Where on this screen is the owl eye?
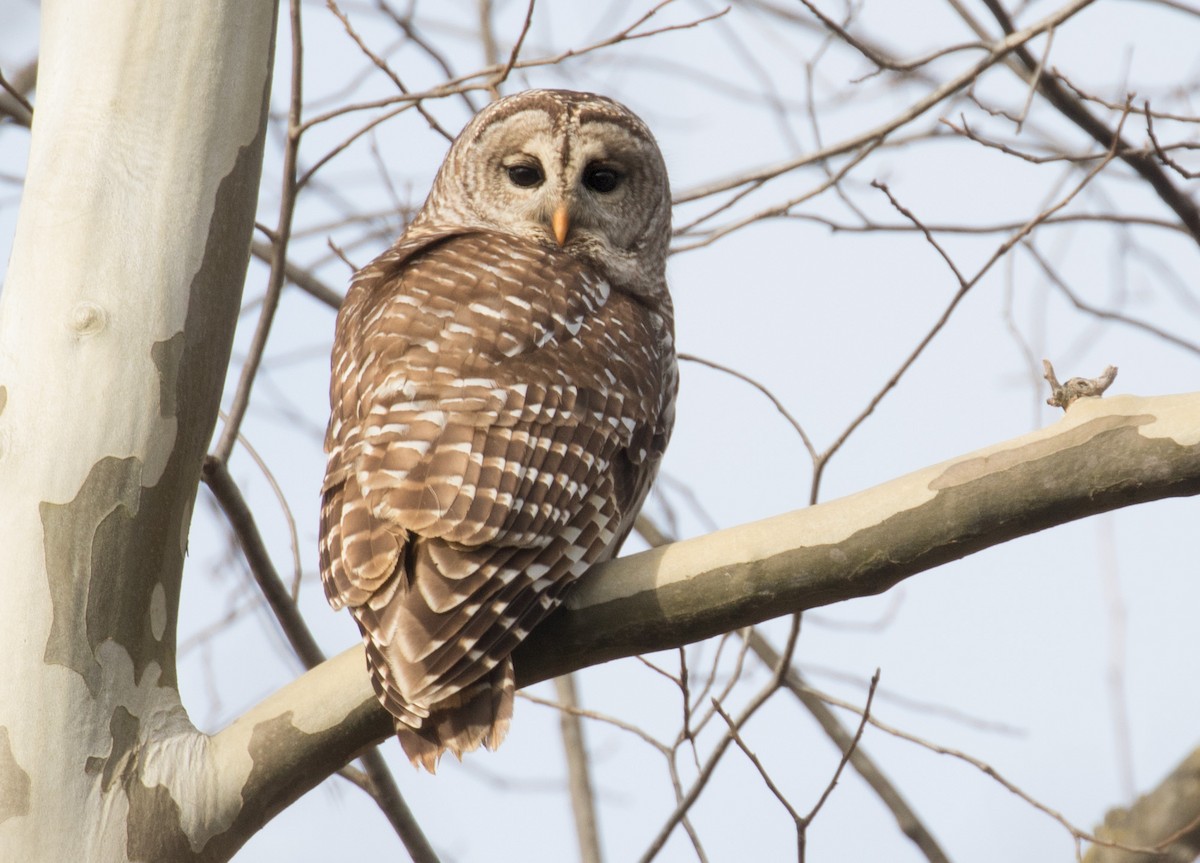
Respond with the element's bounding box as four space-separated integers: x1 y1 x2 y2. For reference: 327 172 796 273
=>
506 163 544 188
583 164 621 194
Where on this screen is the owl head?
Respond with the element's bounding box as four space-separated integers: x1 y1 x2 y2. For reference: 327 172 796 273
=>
415 89 672 296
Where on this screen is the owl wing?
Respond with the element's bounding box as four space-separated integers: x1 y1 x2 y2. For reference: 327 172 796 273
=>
319 229 675 767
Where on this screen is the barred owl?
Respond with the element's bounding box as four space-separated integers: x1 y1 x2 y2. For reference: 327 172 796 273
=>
319 89 676 772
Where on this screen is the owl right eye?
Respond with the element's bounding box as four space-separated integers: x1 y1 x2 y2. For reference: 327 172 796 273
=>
506 164 544 188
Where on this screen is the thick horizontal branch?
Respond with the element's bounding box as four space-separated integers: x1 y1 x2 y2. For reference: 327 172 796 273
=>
231 392 1200 788
514 391 1200 683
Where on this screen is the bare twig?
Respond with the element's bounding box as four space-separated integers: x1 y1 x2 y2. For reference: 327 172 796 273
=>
747 631 951 863
711 700 806 854
1022 242 1200 357
249 238 343 310
478 0 500 72
326 0 454 141
489 0 536 92
637 678 779 862
1014 25 1054 132
1145 100 1199 180
805 680 1173 858
374 3 479 114
678 352 817 462
802 670 879 838
216 414 304 600
977 0 1200 244
676 0 1099 203
554 674 604 863
811 104 1129 495
214 0 306 461
300 2 729 135
0 61 36 126
519 690 671 755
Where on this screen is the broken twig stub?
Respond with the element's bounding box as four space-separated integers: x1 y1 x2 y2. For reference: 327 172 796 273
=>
1043 359 1118 410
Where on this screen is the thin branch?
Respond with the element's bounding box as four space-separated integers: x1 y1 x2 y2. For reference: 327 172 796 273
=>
554 675 604 863
782 211 1190 237
802 670 879 830
519 691 670 755
202 457 324 667
214 0 306 461
249 238 343 310
1014 25 1054 133
809 683 1175 858
326 0 453 141
747 632 952 863
0 61 36 126
489 0 536 92
299 2 729 135
675 0 1098 203
637 665 784 861
673 140 881 252
711 700 806 854
1022 242 1200 356
1145 100 1199 180
978 0 1200 245
225 417 304 598
679 352 817 462
478 0 500 71
376 1 480 114
811 109 1127 493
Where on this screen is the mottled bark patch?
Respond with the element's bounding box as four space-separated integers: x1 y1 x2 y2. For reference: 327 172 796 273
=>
126 778 198 863
0 726 31 824
244 713 314 817
930 414 1150 490
84 706 140 792
152 334 184 421
193 698 388 862
41 453 184 693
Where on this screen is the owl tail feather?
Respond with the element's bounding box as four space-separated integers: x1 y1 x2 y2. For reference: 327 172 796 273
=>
396 658 515 773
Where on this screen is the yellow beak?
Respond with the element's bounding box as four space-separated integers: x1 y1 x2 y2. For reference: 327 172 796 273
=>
551 203 570 246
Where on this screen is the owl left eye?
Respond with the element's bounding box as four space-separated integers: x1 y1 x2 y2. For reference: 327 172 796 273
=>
583 164 621 194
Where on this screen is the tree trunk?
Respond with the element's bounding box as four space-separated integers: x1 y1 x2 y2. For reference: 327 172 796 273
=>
0 2 277 859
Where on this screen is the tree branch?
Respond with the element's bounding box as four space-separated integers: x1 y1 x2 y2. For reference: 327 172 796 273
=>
554 674 604 863
747 631 952 863
1085 747 1200 862
675 0 1097 203
516 391 1200 684
232 391 1200 809
976 0 1200 246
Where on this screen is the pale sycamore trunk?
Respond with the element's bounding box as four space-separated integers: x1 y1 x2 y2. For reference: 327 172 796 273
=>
0 2 278 860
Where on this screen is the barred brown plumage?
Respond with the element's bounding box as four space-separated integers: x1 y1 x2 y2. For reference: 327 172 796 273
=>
320 89 676 772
